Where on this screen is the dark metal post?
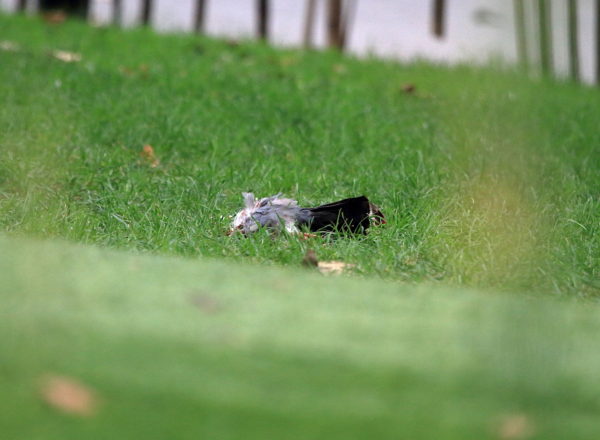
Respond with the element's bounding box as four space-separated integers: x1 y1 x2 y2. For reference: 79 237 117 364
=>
432 0 446 38
17 0 27 11
339 0 357 49
537 0 552 76
513 0 527 69
141 0 153 26
113 0 122 26
194 0 206 33
596 0 600 84
327 0 343 49
567 0 579 81
257 0 269 40
303 0 317 48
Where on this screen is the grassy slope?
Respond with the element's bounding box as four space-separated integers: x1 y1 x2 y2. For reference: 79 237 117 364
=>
0 14 598 297
2 234 600 440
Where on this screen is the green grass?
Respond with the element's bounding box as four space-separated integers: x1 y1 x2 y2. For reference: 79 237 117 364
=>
1 13 600 439
2 234 600 439
0 14 598 297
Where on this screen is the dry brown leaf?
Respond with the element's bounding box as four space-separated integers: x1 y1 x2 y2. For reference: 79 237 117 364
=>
0 40 19 52
140 144 160 167
401 83 416 94
53 50 82 63
189 292 221 314
332 64 347 74
495 413 536 440
317 260 355 275
43 11 67 24
302 249 318 267
41 375 99 416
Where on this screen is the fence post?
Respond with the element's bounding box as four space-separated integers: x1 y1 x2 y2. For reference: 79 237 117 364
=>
327 0 343 49
257 0 269 40
194 0 206 33
141 0 153 26
537 0 552 76
513 0 527 69
339 0 357 49
567 0 579 81
17 0 27 11
113 0 122 26
432 0 446 38
597 0 600 84
303 0 316 48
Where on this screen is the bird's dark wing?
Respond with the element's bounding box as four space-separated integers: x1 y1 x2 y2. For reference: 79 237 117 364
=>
303 196 371 233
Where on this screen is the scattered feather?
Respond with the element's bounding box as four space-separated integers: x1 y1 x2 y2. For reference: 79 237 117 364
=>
52 50 82 63
0 40 19 52
317 260 356 275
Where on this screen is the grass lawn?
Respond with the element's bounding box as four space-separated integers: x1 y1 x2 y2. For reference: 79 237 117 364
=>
2 235 600 439
0 14 597 297
1 12 600 438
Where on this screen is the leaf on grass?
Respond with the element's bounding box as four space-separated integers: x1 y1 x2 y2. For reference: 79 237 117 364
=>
43 11 67 24
401 83 416 94
494 413 536 439
0 40 20 52
302 249 318 267
317 260 356 275
189 292 221 314
140 144 160 168
41 375 99 416
52 50 82 63
332 64 347 75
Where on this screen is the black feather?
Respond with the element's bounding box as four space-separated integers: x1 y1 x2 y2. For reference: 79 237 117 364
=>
302 196 372 233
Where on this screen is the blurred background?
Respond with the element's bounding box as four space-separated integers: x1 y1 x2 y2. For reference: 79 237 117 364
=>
2 0 599 84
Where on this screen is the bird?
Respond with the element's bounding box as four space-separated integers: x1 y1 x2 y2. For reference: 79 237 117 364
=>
228 193 385 236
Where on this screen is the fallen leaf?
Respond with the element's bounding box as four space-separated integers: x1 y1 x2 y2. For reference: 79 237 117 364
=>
302 249 318 267
317 260 356 275
140 144 160 167
495 413 536 440
43 11 67 24
333 63 347 74
189 292 221 314
52 50 82 63
279 56 298 68
0 40 19 52
41 375 99 416
401 83 416 94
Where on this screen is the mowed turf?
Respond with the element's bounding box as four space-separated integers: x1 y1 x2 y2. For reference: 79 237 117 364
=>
1 14 600 438
2 234 600 439
0 14 598 297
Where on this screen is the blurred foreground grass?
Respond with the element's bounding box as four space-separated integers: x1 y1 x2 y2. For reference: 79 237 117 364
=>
2 235 600 439
0 13 598 296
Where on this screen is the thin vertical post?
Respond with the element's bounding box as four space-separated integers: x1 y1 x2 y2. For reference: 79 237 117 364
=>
513 0 527 69
327 0 343 49
567 0 579 81
596 0 600 84
432 0 446 38
194 0 206 33
257 0 269 40
17 0 27 11
113 0 122 26
141 0 153 26
339 0 357 49
303 0 317 48
537 0 552 76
